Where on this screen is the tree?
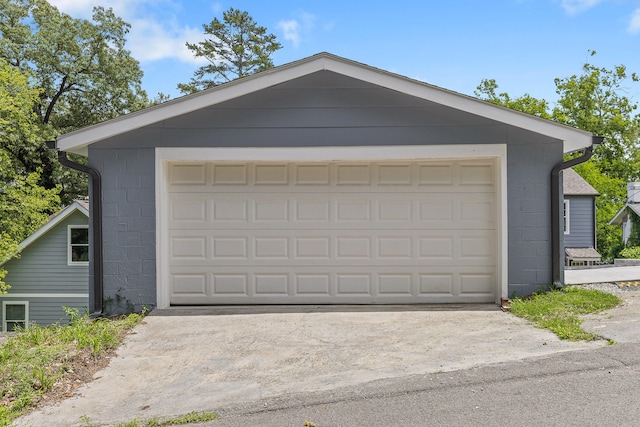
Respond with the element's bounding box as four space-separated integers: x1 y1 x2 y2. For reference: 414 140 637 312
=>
178 8 282 93
0 0 148 203
475 52 640 260
0 59 60 293
552 52 640 182
475 79 552 119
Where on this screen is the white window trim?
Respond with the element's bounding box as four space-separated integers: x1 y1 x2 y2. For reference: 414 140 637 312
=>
563 200 570 235
2 301 29 332
155 144 509 308
68 225 89 266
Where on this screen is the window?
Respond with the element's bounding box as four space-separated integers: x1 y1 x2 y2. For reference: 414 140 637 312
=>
68 225 89 265
2 301 28 332
563 200 570 234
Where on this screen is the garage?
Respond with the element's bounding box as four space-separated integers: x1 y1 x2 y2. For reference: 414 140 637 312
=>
54 52 598 312
166 158 497 304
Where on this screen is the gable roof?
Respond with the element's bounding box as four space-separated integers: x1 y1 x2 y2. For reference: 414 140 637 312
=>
563 168 599 196
610 203 640 226
56 52 595 157
0 201 89 266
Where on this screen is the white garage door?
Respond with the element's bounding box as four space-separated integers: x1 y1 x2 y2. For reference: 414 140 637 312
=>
167 160 497 304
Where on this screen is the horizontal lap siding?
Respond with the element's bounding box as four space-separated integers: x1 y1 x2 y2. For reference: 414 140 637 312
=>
3 210 89 295
565 196 595 248
2 209 89 327
0 297 89 328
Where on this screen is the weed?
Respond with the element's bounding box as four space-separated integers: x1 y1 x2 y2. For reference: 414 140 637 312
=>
164 410 219 425
509 286 622 341
97 411 220 427
0 312 144 426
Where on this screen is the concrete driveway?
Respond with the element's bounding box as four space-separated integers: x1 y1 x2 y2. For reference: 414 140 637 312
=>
17 302 616 427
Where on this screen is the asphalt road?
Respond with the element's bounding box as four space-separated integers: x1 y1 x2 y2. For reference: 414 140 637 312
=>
209 342 640 426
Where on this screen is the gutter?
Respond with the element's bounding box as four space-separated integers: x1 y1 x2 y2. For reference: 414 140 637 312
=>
46 141 103 317
551 136 604 286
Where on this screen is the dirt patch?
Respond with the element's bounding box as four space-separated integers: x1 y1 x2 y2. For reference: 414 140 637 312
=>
34 347 116 410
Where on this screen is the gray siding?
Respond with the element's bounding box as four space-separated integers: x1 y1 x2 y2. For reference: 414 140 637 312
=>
2 210 89 327
564 196 596 248
0 297 88 329
89 70 565 308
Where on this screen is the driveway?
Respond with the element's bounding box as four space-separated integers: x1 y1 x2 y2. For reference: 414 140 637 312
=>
16 268 640 427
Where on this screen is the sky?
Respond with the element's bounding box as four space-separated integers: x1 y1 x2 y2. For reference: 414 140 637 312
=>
47 0 640 104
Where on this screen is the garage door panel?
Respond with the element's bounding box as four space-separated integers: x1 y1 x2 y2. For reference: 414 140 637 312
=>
419 274 454 295
212 237 248 259
459 164 494 186
168 160 497 304
172 274 207 296
212 274 248 295
378 274 413 295
296 274 331 295
170 163 207 185
460 274 496 295
212 200 248 222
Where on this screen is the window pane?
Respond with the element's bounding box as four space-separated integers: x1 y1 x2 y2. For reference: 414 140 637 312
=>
71 228 89 244
6 321 25 332
6 304 25 320
71 246 90 262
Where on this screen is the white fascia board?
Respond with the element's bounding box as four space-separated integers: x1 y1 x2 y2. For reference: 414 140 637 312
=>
57 52 593 156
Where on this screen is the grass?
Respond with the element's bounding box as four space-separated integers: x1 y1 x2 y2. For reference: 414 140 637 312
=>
78 410 218 427
0 308 145 426
120 410 218 427
509 286 622 341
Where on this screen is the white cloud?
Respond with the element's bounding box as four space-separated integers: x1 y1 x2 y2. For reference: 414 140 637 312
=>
45 0 206 65
277 12 317 48
560 0 603 15
128 19 206 64
278 20 301 48
48 0 136 19
629 8 640 33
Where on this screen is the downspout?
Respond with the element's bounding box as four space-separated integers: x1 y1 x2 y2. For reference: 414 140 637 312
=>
551 136 604 286
46 141 103 317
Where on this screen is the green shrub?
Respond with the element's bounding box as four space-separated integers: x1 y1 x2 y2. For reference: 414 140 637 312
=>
619 246 640 259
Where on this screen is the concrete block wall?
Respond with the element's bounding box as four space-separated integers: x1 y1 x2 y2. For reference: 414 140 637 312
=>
90 146 156 313
506 139 563 297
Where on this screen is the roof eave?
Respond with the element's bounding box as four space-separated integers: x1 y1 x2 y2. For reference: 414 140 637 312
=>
56 52 595 156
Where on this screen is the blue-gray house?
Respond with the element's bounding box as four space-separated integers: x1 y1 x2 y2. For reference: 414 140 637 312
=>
51 53 599 311
563 168 601 266
0 201 90 331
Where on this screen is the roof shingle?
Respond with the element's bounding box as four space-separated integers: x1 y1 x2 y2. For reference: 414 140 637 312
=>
563 168 599 196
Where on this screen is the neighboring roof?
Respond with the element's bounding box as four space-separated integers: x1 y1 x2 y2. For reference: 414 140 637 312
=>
56 52 595 157
610 203 640 225
565 247 602 260
0 201 89 266
563 168 599 196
